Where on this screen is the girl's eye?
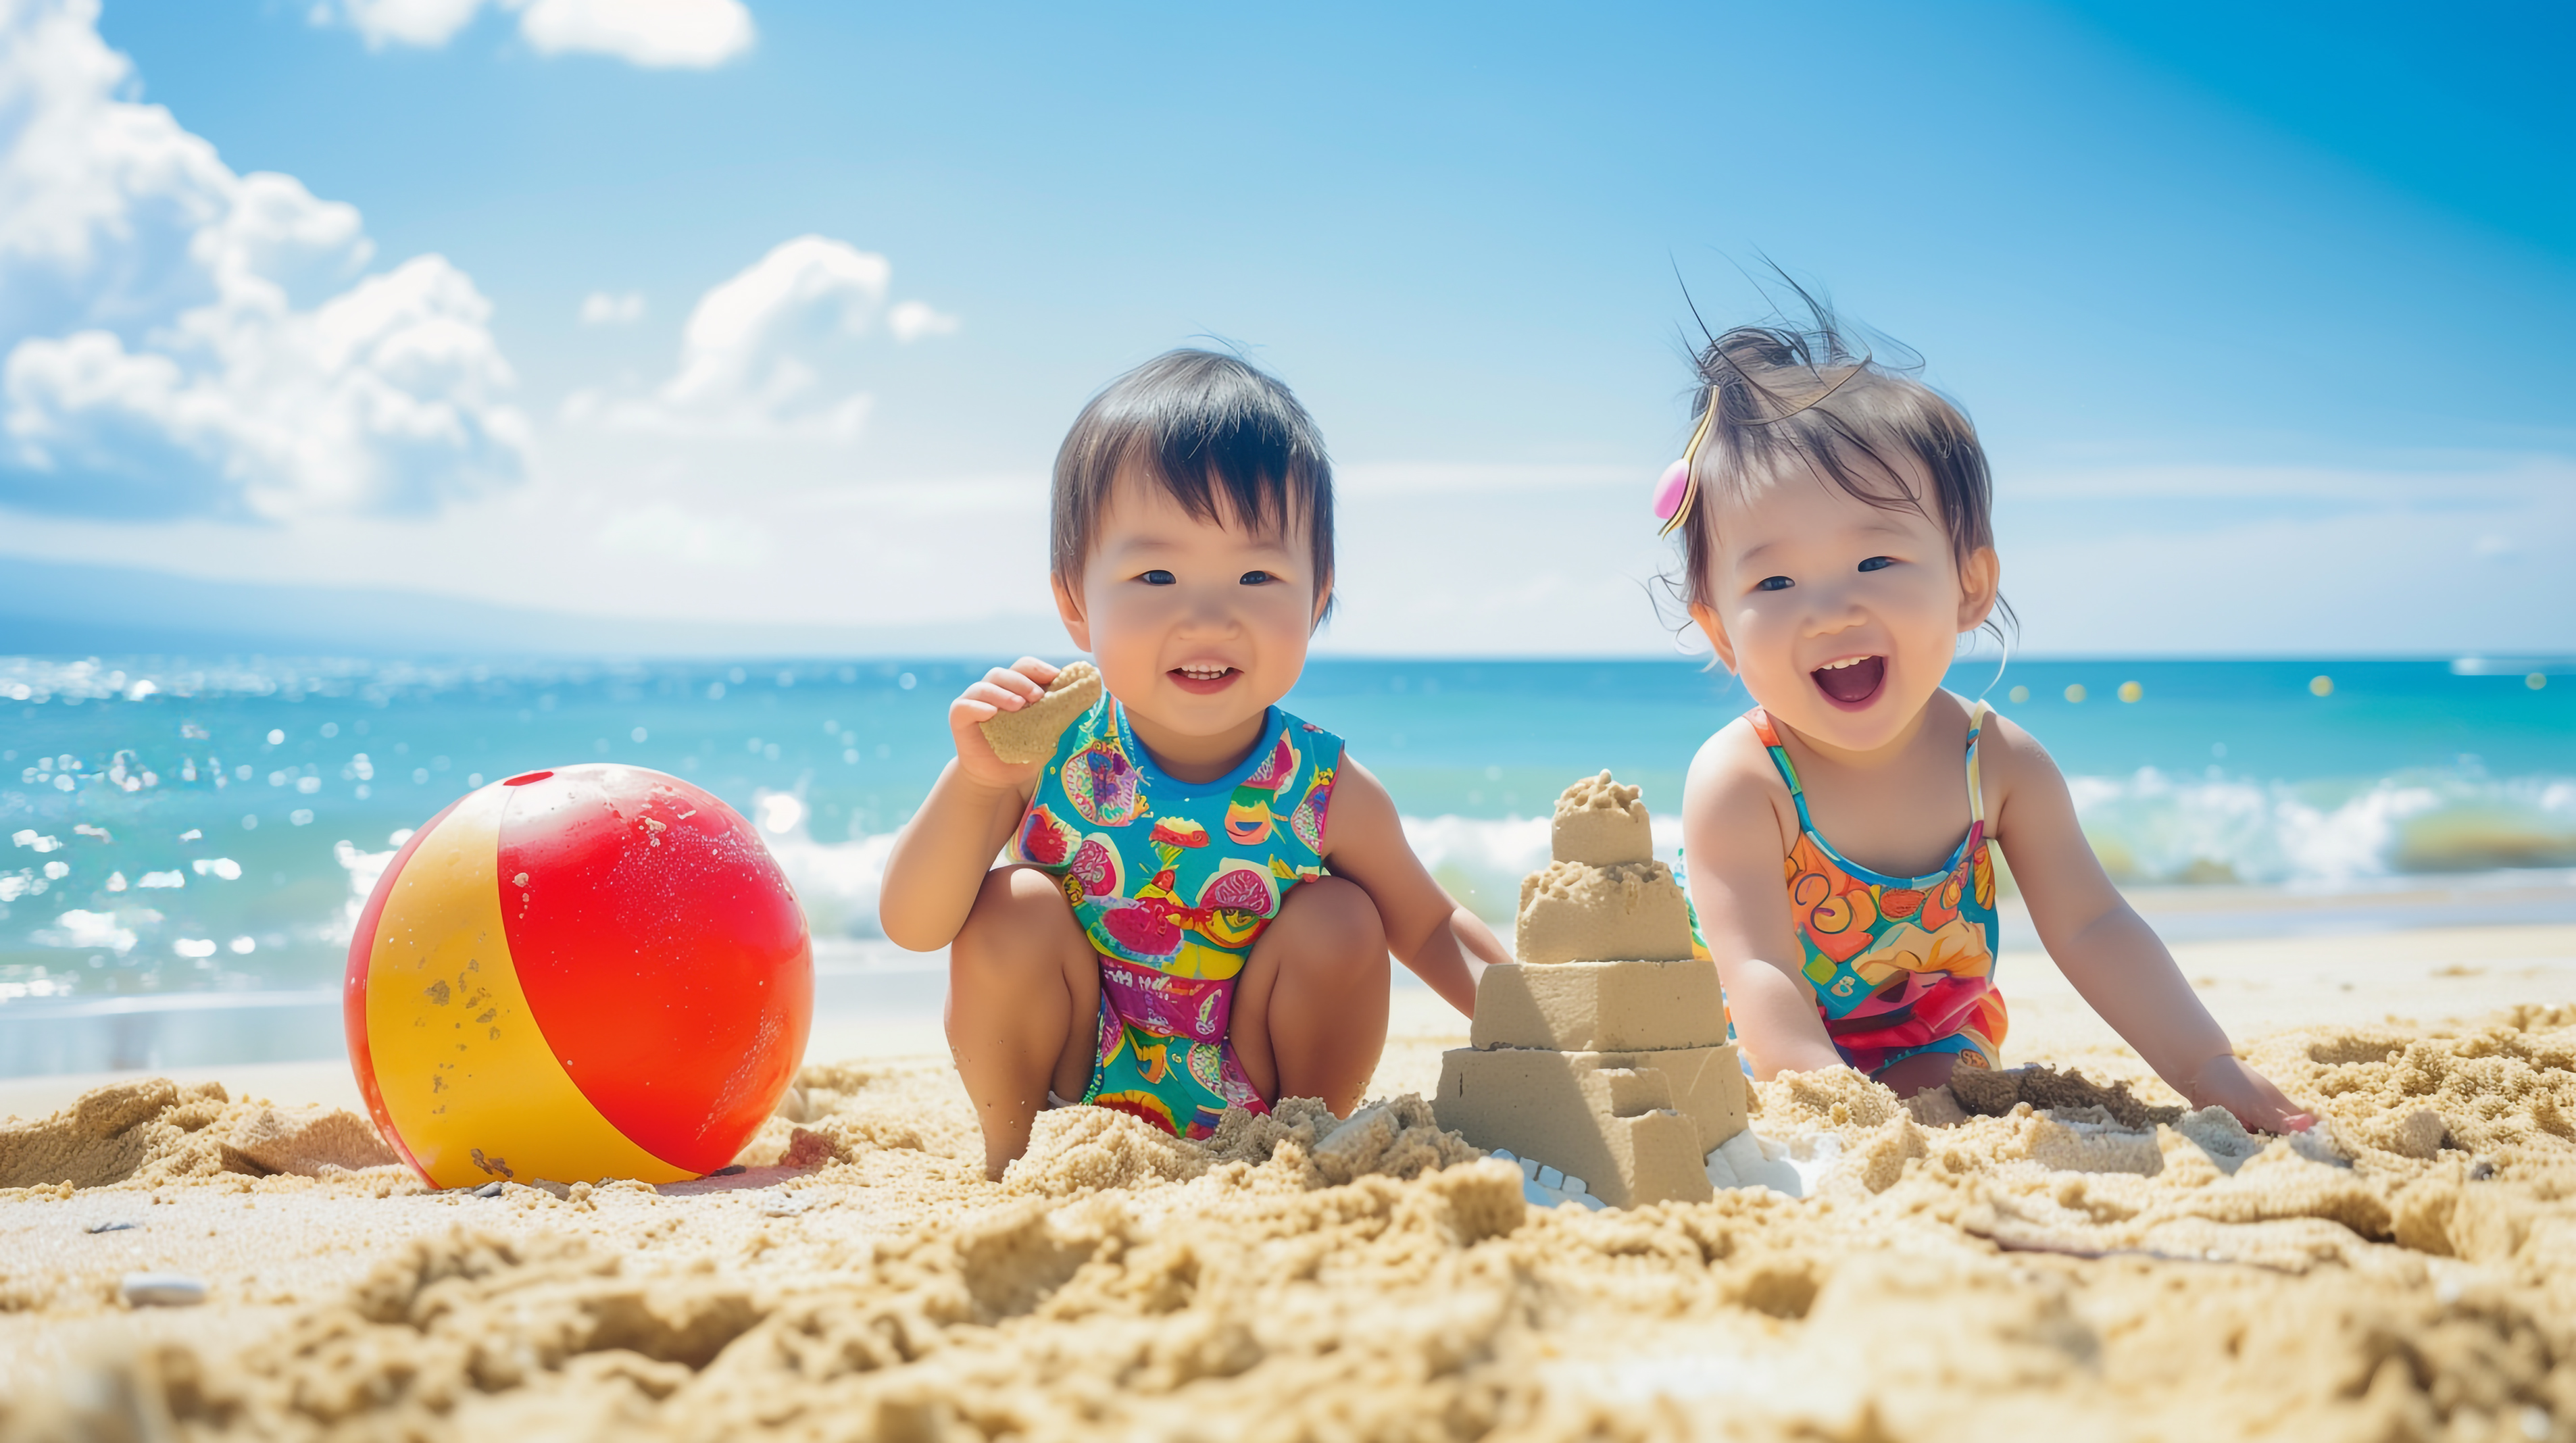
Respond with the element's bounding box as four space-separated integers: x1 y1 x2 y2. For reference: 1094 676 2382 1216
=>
1756 576 1794 592
1240 570 1271 586
1857 556 1894 573
1140 569 1175 586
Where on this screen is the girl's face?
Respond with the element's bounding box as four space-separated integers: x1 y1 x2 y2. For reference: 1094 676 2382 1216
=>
1055 465 1327 749
1689 463 1999 756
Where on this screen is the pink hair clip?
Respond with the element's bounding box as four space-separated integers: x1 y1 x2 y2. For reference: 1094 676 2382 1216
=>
1652 400 1719 536
1651 459 1691 523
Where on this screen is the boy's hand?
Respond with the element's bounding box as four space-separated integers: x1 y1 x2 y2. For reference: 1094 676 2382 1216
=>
2185 1054 2316 1135
948 658 1062 791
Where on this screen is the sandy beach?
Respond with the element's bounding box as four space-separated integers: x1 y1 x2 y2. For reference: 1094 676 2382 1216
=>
3 922 2573 1440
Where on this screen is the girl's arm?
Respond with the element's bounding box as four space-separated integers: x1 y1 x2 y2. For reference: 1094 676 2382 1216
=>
1682 724 1844 1078
1316 757 1508 1017
878 659 1060 953
1985 717 2314 1132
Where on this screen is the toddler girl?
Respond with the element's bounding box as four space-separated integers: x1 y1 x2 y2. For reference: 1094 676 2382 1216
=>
1661 307 2312 1132
881 350 1508 1176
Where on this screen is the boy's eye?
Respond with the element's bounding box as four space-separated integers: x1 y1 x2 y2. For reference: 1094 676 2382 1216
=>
1857 556 1894 573
1240 570 1272 586
1139 569 1175 586
1756 576 1794 592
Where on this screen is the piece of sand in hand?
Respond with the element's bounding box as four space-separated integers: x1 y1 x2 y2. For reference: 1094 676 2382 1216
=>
980 662 1103 765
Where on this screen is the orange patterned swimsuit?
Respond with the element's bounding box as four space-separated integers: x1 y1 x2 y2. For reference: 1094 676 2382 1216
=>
1694 701 2009 1077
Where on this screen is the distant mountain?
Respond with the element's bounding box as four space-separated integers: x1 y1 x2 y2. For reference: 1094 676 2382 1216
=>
0 554 1063 659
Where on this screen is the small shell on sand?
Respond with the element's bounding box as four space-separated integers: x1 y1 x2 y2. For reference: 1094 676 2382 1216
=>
119 1272 206 1308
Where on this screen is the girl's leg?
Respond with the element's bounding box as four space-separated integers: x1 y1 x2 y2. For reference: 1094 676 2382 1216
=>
945 865 1101 1180
1871 1047 1966 1100
1229 876 1389 1115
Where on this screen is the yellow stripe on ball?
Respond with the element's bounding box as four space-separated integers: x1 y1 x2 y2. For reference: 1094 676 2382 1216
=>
364 782 687 1188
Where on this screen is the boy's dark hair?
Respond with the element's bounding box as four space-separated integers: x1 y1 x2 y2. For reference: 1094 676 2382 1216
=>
1051 349 1336 622
1673 288 2013 645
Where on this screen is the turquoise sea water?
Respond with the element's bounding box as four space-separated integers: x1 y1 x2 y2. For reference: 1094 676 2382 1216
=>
2 653 2571 1072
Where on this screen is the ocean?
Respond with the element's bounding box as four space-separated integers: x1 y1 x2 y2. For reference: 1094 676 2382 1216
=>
3 653 2571 1074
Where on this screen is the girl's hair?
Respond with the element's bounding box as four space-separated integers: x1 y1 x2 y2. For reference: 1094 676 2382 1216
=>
1052 349 1336 621
1672 290 2013 645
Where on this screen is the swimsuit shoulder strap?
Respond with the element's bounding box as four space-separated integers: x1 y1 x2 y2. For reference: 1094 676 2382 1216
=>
1274 707 1345 767
1962 697 1991 827
1743 707 1820 836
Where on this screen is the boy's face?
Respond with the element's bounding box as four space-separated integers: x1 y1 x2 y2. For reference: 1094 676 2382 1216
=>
1055 465 1327 742
1689 461 1998 756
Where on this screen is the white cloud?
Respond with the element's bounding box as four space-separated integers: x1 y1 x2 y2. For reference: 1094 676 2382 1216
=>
887 299 960 343
0 464 1066 642
579 290 645 324
1992 456 2576 656
326 0 486 49
316 0 753 68
1338 461 1632 495
564 234 954 442
0 0 528 520
2 449 2565 658
516 0 753 68
595 499 769 567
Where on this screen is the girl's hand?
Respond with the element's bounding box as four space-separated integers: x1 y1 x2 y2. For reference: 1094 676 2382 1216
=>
2185 1055 2316 1135
947 657 1062 791
1985 715 2314 1137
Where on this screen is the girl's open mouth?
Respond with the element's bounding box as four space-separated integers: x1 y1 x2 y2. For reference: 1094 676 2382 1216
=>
1812 655 1886 709
1169 665 1239 696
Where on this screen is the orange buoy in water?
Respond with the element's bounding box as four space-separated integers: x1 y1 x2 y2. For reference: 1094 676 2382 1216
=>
344 765 810 1188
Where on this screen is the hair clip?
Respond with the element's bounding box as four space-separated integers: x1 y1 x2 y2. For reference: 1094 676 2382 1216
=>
1651 459 1691 522
1652 395 1719 536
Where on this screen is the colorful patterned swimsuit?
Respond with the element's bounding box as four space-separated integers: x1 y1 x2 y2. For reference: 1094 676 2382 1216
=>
1006 694 1343 1138
1687 699 2009 1077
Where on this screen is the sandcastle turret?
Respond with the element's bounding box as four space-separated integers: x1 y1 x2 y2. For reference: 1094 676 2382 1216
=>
1433 773 1749 1208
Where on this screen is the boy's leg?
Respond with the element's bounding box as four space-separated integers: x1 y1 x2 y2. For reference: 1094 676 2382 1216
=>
1228 876 1389 1115
945 865 1101 1180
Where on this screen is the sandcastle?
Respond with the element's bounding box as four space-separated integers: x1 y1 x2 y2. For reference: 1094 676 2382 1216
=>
1433 773 1763 1209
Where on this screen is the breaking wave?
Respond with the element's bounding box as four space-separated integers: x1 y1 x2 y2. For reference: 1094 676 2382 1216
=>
2065 768 2576 887
757 769 2576 939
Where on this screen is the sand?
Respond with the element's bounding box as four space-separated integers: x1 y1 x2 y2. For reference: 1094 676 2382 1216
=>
3 931 2575 1440
1515 860 1697 967
979 661 1102 766
1551 771 1654 865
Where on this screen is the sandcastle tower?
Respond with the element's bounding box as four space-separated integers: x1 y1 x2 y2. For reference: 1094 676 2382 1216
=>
1433 774 1750 1208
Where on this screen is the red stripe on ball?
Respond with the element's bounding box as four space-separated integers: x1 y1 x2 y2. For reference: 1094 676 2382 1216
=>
495 765 812 1175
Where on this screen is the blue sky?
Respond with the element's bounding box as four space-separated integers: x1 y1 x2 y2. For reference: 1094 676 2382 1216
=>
2 0 2569 655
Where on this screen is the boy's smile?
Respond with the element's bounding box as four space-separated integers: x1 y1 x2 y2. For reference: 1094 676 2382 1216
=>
1170 660 1241 694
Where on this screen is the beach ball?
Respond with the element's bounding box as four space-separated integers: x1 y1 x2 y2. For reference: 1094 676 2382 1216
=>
345 765 812 1188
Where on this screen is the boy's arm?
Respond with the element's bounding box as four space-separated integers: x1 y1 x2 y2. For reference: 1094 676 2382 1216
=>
1682 724 1843 1079
1985 717 2313 1131
878 659 1060 953
1316 757 1506 1018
